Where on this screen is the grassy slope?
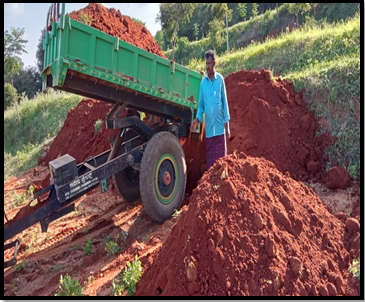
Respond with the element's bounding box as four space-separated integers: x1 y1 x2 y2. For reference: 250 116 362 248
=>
4 90 82 179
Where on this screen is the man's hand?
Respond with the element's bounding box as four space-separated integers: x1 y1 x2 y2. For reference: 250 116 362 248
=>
190 118 199 132
225 122 231 140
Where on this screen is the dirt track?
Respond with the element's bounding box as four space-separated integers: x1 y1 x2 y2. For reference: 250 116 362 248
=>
4 3 360 297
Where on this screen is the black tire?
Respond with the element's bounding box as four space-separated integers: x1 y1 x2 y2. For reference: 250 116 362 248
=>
112 145 140 203
139 131 186 223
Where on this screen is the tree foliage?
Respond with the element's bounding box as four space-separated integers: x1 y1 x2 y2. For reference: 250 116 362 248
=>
154 30 164 49
288 3 312 28
36 28 46 73
4 27 27 123
238 3 247 21
252 3 259 18
5 66 42 100
209 18 225 51
4 82 17 111
156 3 197 61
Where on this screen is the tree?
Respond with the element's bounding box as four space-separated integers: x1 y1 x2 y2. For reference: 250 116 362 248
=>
7 66 42 100
4 83 17 111
154 30 164 50
4 27 28 123
276 3 280 30
288 3 312 28
252 3 259 18
156 3 197 61
312 3 318 17
208 18 225 51
193 23 199 41
36 28 46 73
175 36 190 65
226 9 233 51
238 3 247 21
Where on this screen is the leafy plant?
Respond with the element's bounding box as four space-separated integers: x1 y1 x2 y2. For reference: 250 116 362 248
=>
348 258 360 280
15 260 28 273
82 238 93 256
110 255 142 296
94 119 103 137
121 255 142 296
11 278 19 294
172 208 182 218
51 264 61 273
55 274 83 296
79 12 94 26
105 234 122 257
110 277 124 296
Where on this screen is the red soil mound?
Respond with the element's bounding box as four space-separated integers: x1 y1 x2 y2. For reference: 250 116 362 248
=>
135 153 360 296
69 3 167 59
45 99 120 165
226 68 332 184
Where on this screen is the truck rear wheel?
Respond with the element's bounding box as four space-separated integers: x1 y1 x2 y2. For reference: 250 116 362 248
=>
112 146 140 203
139 131 186 223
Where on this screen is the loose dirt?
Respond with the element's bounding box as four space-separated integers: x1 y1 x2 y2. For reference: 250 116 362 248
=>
3 3 360 297
135 153 360 296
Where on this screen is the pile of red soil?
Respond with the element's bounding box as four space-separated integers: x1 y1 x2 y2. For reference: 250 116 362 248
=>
44 99 120 165
69 3 167 59
135 153 360 296
226 68 333 184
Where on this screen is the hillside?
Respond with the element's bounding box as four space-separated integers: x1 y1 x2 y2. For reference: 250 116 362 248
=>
3 3 361 298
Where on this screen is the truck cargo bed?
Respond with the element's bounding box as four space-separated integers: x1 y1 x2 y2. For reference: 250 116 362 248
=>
42 12 202 123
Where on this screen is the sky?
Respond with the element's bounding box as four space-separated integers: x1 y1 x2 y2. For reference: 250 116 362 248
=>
4 3 161 68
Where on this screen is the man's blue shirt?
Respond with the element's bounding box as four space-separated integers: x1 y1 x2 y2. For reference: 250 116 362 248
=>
196 71 230 138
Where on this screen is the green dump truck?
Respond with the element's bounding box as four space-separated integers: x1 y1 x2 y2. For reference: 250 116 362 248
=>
4 3 203 268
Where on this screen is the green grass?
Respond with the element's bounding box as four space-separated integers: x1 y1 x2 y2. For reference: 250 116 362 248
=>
4 89 82 179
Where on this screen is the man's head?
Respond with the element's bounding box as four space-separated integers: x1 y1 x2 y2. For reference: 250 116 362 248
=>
205 50 215 78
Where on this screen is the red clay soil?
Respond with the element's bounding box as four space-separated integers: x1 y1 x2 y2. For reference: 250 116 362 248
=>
44 99 121 166
225 68 333 185
69 3 167 59
135 153 360 296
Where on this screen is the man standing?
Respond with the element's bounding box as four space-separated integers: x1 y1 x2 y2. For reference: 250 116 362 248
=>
190 50 230 170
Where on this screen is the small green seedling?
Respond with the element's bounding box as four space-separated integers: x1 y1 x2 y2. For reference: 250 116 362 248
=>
55 274 83 296
83 238 93 256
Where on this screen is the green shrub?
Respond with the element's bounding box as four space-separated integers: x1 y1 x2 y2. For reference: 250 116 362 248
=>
82 238 93 256
110 255 142 296
105 234 122 257
55 274 83 296
4 83 17 111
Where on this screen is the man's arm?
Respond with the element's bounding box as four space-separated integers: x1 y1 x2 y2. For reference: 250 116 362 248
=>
196 82 204 123
191 81 204 131
221 77 230 138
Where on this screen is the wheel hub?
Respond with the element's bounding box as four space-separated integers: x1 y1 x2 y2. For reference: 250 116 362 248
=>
163 171 171 186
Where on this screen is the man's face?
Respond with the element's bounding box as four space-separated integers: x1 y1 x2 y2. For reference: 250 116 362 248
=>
206 57 215 76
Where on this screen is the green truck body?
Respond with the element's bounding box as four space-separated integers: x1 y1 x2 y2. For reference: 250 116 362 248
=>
41 6 202 123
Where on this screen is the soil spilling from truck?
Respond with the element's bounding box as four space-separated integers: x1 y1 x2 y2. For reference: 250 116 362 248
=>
135 153 360 296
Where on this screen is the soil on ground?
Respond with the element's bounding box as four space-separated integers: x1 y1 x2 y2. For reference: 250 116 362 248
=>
4 3 361 297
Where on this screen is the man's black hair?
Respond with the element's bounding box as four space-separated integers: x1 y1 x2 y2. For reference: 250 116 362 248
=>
205 49 215 61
